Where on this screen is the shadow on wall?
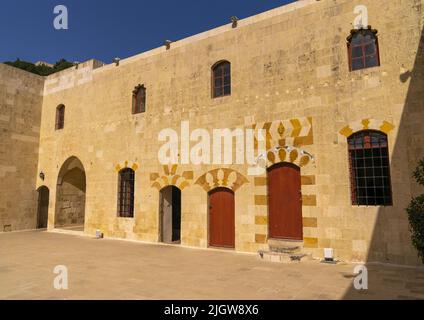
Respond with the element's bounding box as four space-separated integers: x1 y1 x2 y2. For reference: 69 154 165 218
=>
343 26 424 299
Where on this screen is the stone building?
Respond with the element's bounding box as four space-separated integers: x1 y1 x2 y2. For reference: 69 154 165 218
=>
1 0 423 265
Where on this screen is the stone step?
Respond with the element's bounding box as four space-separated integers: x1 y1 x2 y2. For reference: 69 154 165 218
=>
269 245 300 254
258 250 312 264
268 239 303 253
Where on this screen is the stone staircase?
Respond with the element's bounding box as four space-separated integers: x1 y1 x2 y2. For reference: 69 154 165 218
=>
258 239 312 263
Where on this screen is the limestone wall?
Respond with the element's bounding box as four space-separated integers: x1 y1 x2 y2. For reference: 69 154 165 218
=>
33 0 424 265
0 63 44 231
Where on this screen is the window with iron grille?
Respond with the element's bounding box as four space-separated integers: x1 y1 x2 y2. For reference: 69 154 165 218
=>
348 130 392 206
347 28 380 71
117 168 135 217
132 84 146 114
55 104 65 130
212 61 231 98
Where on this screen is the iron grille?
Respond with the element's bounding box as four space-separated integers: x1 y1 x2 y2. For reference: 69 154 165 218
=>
348 130 392 206
117 168 135 217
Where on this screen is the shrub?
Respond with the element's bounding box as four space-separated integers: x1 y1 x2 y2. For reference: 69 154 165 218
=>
4 58 74 76
407 158 424 263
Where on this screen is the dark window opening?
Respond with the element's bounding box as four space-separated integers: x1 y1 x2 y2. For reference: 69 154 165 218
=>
117 168 135 217
132 84 146 114
55 104 65 130
347 28 380 71
212 61 231 98
348 130 392 206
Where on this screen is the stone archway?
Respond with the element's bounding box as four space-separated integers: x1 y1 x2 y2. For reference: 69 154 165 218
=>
55 157 86 231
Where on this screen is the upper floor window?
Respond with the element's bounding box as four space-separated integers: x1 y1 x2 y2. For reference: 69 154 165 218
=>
347 28 380 71
55 104 65 130
132 84 146 114
212 61 231 98
348 130 392 206
117 168 135 218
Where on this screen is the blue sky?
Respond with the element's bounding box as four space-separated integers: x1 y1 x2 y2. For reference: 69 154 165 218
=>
0 0 295 64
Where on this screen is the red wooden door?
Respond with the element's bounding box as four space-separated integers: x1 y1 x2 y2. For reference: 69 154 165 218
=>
209 187 235 248
267 163 303 240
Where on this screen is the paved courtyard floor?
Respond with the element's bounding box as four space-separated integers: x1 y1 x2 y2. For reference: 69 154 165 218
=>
1 230 424 300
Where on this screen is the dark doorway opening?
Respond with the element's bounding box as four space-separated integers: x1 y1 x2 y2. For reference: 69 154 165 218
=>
160 186 181 243
37 186 49 229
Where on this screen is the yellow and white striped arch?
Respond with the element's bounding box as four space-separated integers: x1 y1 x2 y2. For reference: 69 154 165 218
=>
115 160 139 172
339 119 395 137
150 165 193 191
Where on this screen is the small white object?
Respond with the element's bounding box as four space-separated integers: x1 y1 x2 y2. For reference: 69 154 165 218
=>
95 230 103 239
324 248 334 261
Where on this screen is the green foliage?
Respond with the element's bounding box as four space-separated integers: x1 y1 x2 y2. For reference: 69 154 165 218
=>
407 195 424 263
4 58 74 76
413 158 424 187
52 59 74 73
407 158 424 263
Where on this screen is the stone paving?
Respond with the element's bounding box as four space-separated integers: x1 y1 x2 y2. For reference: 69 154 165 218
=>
0 230 423 300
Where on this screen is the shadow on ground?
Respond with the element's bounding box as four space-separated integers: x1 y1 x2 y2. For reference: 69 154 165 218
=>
343 25 424 299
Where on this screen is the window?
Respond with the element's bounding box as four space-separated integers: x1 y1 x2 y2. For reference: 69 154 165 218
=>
117 168 135 217
55 104 65 130
212 61 231 98
132 84 146 114
348 130 392 206
347 28 380 71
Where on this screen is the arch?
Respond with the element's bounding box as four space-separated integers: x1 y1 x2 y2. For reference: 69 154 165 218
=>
339 119 395 138
36 186 49 229
159 185 181 244
258 145 314 169
267 162 303 240
347 28 380 71
55 104 65 130
208 187 235 248
195 168 248 192
55 156 86 230
150 165 192 191
212 60 231 98
347 130 392 206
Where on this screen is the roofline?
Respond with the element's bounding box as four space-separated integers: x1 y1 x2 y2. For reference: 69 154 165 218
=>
45 0 317 78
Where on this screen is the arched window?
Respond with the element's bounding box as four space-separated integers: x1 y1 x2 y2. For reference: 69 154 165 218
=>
212 61 231 98
117 168 135 217
55 104 65 130
132 84 146 114
347 28 380 71
348 130 392 206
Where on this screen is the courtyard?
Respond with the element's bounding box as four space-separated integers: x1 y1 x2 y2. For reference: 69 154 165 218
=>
0 230 424 300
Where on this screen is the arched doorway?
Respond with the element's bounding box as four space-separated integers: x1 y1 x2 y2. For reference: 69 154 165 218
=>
208 187 235 249
267 162 303 240
37 186 49 229
55 157 86 231
159 186 181 243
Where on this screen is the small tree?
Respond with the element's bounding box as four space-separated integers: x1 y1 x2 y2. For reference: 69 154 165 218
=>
4 58 74 76
407 158 424 263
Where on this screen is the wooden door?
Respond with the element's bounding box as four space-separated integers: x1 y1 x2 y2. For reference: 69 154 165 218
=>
267 163 303 240
209 187 235 248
